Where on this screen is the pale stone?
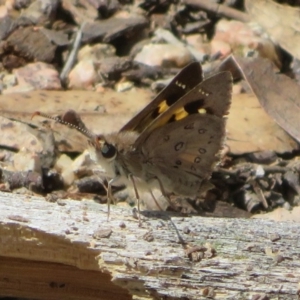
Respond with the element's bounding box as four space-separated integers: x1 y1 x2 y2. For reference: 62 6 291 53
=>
134 44 194 67
55 154 75 187
13 148 41 173
212 19 280 67
12 62 61 91
72 150 94 178
68 59 97 89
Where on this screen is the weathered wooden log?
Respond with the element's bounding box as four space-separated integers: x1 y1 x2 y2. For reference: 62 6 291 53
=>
0 191 299 300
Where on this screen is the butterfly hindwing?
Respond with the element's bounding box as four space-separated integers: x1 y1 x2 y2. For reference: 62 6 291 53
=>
139 114 225 195
120 62 203 133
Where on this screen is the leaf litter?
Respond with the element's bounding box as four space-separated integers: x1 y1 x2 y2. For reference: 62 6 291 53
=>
1 0 300 222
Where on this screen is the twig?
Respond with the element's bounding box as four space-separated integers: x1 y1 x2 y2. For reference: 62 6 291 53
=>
251 179 268 209
60 22 87 84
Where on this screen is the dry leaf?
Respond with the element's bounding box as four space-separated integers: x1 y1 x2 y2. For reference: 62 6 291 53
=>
232 56 300 145
246 0 300 60
227 93 298 154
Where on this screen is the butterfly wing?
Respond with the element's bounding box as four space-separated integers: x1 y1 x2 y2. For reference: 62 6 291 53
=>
135 72 232 145
135 72 232 196
120 62 202 133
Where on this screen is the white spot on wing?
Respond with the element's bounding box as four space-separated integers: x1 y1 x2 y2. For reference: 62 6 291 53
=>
198 88 209 96
176 81 186 90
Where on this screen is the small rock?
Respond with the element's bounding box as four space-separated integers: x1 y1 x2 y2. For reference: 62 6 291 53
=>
210 39 231 58
74 175 106 194
12 62 61 91
255 165 265 178
13 0 31 10
115 81 134 92
185 34 208 55
98 56 131 81
19 0 59 25
248 150 277 165
0 14 17 40
13 148 42 173
134 43 194 67
55 154 75 187
72 150 94 178
2 73 16 88
68 59 98 89
0 4 8 18
61 0 99 24
212 19 280 67
78 44 116 61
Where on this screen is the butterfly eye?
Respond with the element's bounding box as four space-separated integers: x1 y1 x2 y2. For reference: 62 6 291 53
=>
101 142 116 159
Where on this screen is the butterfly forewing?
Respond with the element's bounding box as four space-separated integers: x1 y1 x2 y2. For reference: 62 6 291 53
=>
135 72 232 196
120 62 202 133
136 72 232 145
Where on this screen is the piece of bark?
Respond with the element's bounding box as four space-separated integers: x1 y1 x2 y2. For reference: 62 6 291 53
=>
18 0 59 26
184 0 250 23
61 0 99 24
81 16 148 43
0 257 131 300
3 26 57 69
0 15 17 41
0 191 299 300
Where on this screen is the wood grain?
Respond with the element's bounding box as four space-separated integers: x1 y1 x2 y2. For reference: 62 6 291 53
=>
0 192 299 299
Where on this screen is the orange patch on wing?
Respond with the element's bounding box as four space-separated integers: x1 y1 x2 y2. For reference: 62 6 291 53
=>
175 108 189 120
158 100 169 114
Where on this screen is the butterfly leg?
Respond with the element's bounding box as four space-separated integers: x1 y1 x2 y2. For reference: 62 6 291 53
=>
129 174 142 225
104 177 120 221
93 169 117 217
155 177 178 211
149 190 163 211
107 178 114 221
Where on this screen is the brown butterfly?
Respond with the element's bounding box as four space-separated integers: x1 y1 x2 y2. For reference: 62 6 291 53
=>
34 62 232 222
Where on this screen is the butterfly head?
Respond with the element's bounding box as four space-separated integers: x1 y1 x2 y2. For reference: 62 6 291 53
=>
88 135 119 177
90 135 117 161
32 110 121 176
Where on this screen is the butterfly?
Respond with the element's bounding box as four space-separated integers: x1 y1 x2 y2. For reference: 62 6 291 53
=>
34 62 232 223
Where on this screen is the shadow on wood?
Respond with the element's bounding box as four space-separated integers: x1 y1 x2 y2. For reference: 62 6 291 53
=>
0 256 131 300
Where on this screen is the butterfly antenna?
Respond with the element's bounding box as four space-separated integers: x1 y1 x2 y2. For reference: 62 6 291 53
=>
32 111 95 140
